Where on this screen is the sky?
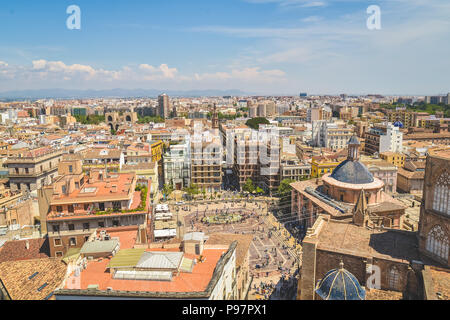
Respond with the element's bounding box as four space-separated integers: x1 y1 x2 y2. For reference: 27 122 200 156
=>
0 0 449 95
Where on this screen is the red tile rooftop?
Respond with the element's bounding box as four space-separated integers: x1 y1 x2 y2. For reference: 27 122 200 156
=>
50 173 136 205
66 249 225 293
98 227 138 250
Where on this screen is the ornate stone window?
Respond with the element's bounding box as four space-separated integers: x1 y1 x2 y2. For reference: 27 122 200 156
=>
433 171 449 215
387 266 400 290
426 225 449 261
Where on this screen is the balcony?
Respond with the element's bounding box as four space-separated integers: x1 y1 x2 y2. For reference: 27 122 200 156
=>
9 166 58 178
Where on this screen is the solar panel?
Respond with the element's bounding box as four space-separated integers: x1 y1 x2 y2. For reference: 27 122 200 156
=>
28 272 39 280
114 270 172 281
37 283 48 292
44 292 54 300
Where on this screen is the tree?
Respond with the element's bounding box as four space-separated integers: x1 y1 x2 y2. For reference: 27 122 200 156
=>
242 179 256 193
138 115 164 124
278 179 295 197
162 184 174 197
245 117 270 130
277 179 295 214
75 115 105 125
183 184 199 196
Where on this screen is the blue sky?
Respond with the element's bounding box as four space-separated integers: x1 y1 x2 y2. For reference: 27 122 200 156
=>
0 0 449 95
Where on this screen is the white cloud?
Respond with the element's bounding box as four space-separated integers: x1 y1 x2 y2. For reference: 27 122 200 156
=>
31 60 97 79
0 59 287 92
139 63 178 79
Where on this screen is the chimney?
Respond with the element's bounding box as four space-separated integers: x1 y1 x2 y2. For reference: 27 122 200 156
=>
25 240 30 250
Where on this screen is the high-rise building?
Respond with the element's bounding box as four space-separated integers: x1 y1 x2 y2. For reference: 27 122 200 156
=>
157 94 170 118
249 106 257 118
257 103 266 117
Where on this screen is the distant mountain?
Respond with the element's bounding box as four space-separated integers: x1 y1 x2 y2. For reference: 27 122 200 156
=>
0 88 249 100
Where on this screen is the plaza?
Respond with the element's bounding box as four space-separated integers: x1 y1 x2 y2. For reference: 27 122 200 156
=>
172 197 302 300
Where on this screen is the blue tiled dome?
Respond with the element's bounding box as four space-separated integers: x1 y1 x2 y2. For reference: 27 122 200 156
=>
330 160 374 184
393 121 404 128
315 264 366 300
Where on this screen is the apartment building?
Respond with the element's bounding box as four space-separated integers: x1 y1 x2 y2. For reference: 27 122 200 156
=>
260 139 281 196
363 124 386 155
311 154 346 178
55 234 241 300
39 159 149 257
163 139 191 190
83 148 124 172
361 156 398 194
233 130 260 190
307 106 331 123
424 94 450 105
158 94 171 119
6 147 63 192
190 137 223 193
387 108 414 128
281 156 311 182
0 190 35 229
324 124 354 151
380 151 406 168
379 123 403 153
397 161 426 194
258 127 282 195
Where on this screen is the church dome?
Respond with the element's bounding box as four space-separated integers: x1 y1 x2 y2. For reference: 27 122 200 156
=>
315 262 366 300
330 160 375 184
393 121 404 128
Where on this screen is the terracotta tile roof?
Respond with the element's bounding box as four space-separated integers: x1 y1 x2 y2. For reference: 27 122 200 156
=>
0 238 50 263
65 248 225 293
404 132 450 139
429 267 450 300
429 147 450 159
365 288 403 300
397 167 425 180
367 201 406 214
0 258 67 300
315 219 420 263
84 148 122 159
206 233 252 268
121 162 156 171
50 172 136 206
97 227 138 249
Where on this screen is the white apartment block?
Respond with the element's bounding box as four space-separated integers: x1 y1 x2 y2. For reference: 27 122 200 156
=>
380 123 403 154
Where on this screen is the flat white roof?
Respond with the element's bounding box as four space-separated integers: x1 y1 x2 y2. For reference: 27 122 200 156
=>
154 229 177 238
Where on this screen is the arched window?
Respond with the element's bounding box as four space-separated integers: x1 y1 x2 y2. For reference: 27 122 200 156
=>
387 266 400 290
426 225 449 261
433 171 449 215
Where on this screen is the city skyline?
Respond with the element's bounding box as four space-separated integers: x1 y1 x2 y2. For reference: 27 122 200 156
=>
0 0 449 95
